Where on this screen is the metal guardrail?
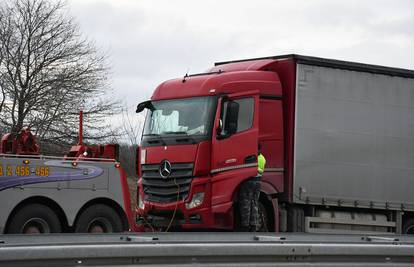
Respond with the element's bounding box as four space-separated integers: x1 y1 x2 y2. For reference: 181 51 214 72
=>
1 233 414 266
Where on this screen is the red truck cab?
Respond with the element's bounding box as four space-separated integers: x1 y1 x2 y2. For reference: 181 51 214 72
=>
135 58 295 231
136 54 414 234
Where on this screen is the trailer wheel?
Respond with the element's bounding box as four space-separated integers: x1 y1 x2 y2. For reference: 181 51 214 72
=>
402 219 414 234
75 204 123 233
7 204 61 234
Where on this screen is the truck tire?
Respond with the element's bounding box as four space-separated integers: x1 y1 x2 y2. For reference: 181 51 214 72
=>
257 201 270 232
7 204 61 234
234 199 271 232
75 204 123 233
402 218 414 234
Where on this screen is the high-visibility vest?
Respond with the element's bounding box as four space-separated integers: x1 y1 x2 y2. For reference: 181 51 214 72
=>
258 153 266 176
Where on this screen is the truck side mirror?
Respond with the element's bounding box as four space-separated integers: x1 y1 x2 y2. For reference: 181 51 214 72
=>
224 101 239 135
136 100 153 113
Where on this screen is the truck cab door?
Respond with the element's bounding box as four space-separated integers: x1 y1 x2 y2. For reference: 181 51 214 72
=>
211 91 259 177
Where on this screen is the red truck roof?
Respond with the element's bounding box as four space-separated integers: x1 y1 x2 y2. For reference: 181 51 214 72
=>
151 61 283 101
215 54 414 78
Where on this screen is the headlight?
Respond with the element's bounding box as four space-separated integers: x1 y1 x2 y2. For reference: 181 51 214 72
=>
185 192 204 209
138 193 145 209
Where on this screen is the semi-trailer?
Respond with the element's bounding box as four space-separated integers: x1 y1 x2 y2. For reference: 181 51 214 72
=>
136 54 414 234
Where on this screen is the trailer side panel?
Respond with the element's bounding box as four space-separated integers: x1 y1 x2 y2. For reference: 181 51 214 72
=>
293 63 414 211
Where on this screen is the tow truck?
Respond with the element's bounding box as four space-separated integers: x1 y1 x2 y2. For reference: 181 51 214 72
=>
0 111 135 234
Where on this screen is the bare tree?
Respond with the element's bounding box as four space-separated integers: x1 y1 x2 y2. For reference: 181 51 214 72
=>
113 107 144 210
0 60 5 115
0 20 6 114
0 0 120 149
116 107 144 177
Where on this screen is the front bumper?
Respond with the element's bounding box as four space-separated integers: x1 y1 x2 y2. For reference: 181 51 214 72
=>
135 201 234 231
135 177 234 231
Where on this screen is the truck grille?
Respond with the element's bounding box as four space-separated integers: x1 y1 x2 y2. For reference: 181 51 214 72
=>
141 163 194 203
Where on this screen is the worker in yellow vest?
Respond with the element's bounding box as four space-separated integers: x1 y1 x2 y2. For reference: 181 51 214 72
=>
257 146 266 177
238 144 266 232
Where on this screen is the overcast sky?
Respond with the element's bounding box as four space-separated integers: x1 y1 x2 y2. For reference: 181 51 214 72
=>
68 0 414 110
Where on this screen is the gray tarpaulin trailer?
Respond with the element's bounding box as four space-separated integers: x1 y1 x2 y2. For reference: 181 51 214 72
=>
294 59 414 211
291 56 414 234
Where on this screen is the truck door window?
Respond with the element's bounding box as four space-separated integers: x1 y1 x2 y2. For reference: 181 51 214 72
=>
220 97 254 135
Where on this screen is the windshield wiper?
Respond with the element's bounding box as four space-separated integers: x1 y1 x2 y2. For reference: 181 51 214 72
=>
161 131 188 135
142 133 166 145
145 132 197 145
161 131 197 144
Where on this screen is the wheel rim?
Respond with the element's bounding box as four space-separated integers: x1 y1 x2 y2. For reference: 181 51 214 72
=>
87 217 113 233
22 218 50 234
258 203 269 232
405 224 414 234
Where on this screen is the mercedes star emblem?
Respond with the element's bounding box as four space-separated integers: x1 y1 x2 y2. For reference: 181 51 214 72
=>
159 160 172 179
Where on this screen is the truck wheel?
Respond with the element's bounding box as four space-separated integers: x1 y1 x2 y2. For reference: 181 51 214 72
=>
75 204 123 233
7 204 61 234
257 201 270 232
234 200 272 232
402 219 414 234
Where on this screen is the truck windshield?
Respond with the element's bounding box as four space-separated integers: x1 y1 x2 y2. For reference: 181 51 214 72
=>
143 96 215 137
